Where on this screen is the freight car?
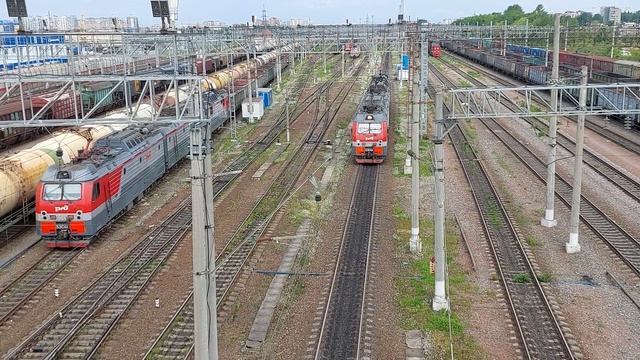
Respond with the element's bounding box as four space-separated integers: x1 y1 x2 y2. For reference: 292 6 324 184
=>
496 40 640 80
351 74 390 164
36 123 190 248
0 91 83 148
443 42 640 127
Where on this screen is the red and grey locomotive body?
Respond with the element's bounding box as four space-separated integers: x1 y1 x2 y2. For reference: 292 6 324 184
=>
35 123 190 248
351 74 390 164
429 43 441 58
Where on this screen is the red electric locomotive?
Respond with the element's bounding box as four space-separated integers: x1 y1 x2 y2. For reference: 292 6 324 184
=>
351 74 390 164
430 43 441 58
36 123 190 248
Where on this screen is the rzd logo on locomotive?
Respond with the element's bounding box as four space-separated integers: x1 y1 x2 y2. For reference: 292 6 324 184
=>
55 205 69 212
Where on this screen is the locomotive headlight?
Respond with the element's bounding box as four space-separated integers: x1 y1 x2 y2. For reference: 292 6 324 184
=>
76 210 83 220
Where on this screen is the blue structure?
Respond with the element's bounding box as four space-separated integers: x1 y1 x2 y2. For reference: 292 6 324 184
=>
0 31 68 71
401 53 409 70
0 19 17 33
1 34 65 46
257 88 273 108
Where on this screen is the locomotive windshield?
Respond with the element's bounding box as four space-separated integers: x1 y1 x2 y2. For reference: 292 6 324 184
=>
357 123 382 134
43 183 82 201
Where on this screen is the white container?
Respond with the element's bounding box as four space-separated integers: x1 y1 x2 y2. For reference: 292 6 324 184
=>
242 99 264 121
398 69 409 81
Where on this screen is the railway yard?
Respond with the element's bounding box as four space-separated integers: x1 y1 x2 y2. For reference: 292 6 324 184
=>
1 7 640 360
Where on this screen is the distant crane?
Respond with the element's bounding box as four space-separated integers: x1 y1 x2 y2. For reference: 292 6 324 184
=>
398 0 405 24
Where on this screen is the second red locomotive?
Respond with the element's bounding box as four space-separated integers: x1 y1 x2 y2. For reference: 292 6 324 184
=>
351 74 390 164
429 43 441 58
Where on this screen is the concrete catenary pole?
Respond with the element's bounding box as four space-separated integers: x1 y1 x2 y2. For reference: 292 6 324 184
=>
525 18 529 47
502 20 507 56
410 43 422 254
541 13 561 228
432 90 449 311
610 25 616 59
420 32 428 137
285 88 290 144
567 66 588 254
191 124 219 360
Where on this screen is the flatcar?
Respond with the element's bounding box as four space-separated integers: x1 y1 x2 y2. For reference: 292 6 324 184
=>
36 123 190 248
351 74 390 164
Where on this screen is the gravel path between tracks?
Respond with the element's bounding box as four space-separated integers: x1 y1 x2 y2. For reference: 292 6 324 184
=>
466 117 640 360
0 163 191 353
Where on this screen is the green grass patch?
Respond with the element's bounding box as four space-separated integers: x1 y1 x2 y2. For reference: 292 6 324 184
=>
466 70 481 78
463 121 478 141
485 202 502 227
497 157 511 173
526 235 539 247
512 273 532 283
394 204 485 358
537 273 553 283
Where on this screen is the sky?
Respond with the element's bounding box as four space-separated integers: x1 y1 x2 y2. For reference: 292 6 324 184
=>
1 1 639 26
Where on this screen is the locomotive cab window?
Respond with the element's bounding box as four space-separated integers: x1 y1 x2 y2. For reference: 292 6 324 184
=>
92 183 101 201
42 183 82 201
62 184 82 200
43 184 63 201
357 123 382 134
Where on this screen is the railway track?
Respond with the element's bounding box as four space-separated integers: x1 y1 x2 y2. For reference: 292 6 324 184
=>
145 58 367 360
432 60 640 277
444 50 640 156
3 58 334 359
4 207 192 359
0 59 325 332
430 65 575 359
314 164 379 360
439 55 640 203
0 250 80 326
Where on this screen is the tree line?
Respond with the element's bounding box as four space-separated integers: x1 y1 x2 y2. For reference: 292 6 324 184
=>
453 4 640 26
